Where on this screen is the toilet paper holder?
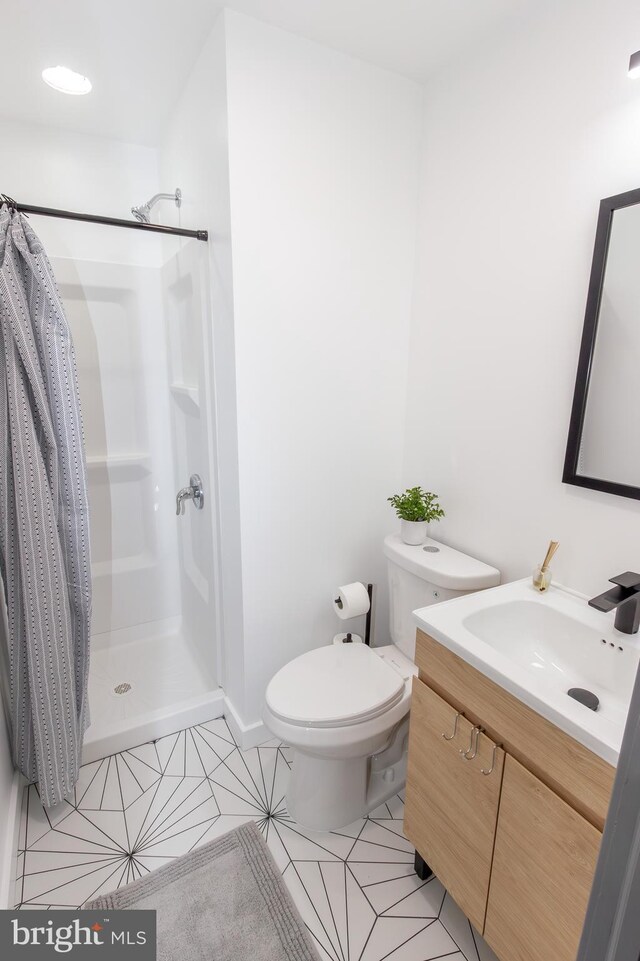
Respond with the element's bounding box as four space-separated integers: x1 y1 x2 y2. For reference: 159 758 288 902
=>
334 583 373 646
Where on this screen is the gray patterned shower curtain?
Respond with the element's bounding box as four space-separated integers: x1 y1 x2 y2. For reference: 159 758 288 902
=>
0 203 91 808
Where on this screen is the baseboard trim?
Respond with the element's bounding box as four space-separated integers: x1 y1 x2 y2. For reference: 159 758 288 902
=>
0 770 22 909
224 697 269 750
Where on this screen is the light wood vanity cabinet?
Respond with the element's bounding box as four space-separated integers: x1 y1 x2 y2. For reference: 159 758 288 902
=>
405 629 615 961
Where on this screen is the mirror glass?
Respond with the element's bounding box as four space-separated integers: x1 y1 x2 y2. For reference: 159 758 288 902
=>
563 189 640 500
579 204 640 487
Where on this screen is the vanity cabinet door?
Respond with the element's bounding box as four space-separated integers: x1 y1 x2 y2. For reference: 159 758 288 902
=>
404 678 505 932
484 754 601 961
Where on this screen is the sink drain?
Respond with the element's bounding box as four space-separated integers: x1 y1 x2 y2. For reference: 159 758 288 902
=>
113 682 132 696
567 687 599 712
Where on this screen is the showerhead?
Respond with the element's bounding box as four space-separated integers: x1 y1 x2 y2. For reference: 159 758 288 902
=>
131 203 151 224
131 187 181 224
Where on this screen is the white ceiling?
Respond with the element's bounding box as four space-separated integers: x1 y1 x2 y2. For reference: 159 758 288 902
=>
0 0 536 146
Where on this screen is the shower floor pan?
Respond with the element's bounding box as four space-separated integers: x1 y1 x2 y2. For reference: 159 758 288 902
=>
83 621 223 764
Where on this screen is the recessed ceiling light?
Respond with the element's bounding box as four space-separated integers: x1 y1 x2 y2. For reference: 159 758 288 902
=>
42 65 92 95
629 50 640 79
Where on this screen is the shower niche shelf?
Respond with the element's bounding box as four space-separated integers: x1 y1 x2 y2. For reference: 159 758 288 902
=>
170 382 200 413
86 452 152 471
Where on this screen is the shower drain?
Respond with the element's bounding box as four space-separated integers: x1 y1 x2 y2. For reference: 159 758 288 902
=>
113 682 133 696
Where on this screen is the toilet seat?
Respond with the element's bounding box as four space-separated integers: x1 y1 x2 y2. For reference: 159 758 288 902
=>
265 643 405 728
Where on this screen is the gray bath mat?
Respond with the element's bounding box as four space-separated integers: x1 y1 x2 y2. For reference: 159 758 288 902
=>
85 821 319 961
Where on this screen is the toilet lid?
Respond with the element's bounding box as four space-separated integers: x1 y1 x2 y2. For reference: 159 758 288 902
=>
266 644 405 728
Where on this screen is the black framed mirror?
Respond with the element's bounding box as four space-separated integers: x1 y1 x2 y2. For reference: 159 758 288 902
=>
563 187 640 501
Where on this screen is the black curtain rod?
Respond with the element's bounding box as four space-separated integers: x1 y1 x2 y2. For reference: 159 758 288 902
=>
2 198 208 242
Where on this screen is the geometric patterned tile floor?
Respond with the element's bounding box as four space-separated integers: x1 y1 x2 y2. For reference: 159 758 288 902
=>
15 717 498 961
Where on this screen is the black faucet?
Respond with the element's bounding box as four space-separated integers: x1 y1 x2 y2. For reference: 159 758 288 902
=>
588 572 640 635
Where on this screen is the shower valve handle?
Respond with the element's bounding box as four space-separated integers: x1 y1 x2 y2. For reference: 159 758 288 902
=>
176 474 204 515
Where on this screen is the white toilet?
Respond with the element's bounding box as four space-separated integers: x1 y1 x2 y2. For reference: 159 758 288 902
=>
263 534 500 831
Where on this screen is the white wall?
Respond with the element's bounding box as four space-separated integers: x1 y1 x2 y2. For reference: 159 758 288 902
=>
224 12 422 722
0 589 19 905
0 118 163 266
404 0 640 598
0 624 19 906
0 712 18 907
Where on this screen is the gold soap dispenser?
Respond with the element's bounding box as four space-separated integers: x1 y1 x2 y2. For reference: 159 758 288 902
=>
533 540 559 592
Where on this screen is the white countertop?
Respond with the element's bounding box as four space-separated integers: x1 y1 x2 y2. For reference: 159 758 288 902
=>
413 578 640 765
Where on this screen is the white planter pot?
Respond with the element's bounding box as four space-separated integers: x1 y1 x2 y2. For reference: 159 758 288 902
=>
400 520 428 545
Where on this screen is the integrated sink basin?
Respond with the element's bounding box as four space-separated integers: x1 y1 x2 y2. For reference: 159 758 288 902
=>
413 578 640 764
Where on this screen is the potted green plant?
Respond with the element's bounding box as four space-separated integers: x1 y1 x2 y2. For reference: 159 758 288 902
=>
387 487 445 545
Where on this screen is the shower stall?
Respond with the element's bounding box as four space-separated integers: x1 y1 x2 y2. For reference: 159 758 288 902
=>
10 197 224 764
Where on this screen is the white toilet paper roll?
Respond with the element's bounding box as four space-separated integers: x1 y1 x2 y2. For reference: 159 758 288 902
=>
333 582 370 620
333 633 363 645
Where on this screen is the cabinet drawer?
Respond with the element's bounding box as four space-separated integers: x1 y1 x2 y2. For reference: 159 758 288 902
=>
404 677 504 932
484 754 601 961
415 629 614 829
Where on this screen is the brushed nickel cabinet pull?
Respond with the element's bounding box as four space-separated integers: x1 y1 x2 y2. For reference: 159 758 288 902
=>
460 726 480 759
481 743 498 776
442 713 461 740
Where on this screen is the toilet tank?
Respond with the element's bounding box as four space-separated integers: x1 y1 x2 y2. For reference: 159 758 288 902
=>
383 534 500 661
